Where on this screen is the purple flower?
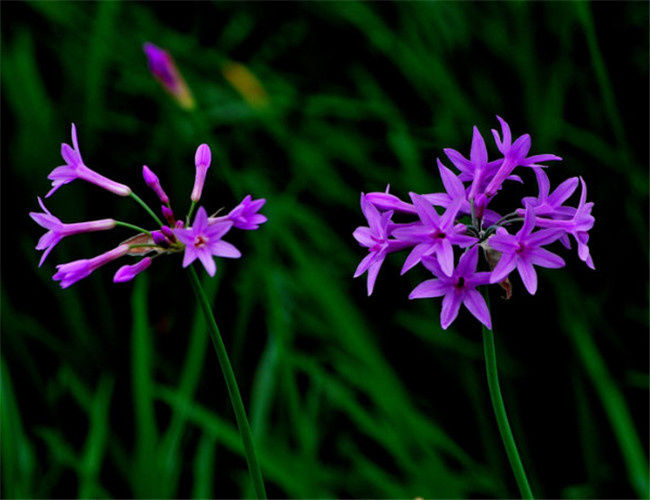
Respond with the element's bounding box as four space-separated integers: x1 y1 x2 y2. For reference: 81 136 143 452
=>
143 42 194 110
533 177 595 269
174 206 240 277
519 168 579 219
483 116 561 198
47 124 132 198
392 194 477 276
142 165 170 205
191 144 211 203
114 258 152 283
30 197 116 266
365 185 417 214
53 244 130 288
409 246 492 330
489 207 565 294
353 194 410 295
226 195 267 230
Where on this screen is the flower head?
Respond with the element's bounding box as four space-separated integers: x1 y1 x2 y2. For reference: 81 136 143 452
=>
410 246 492 330
354 115 594 330
175 207 240 277
46 124 132 198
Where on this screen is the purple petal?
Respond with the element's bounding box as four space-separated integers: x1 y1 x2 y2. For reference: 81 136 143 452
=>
510 134 531 160
353 227 374 247
437 238 454 277
470 127 487 167
409 279 449 299
440 292 462 330
193 207 209 232
410 193 440 227
182 247 198 267
443 148 473 174
463 289 491 329
361 194 382 235
519 206 536 237
354 252 376 278
401 243 432 275
490 252 516 284
517 257 538 295
437 158 465 199
456 246 478 277
530 247 565 269
548 177 579 207
495 115 512 149
198 250 217 276
211 240 241 259
366 258 384 296
527 228 564 247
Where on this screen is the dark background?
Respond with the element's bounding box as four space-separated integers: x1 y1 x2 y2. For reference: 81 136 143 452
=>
1 2 648 498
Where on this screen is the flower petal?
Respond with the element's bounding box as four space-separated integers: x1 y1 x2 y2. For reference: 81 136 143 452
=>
440 291 462 330
211 240 241 259
530 247 565 269
517 257 537 295
463 289 491 329
409 279 448 299
198 250 216 276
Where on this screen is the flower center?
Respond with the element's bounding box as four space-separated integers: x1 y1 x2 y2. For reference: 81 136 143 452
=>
455 277 465 289
431 229 446 240
193 234 208 248
515 242 526 254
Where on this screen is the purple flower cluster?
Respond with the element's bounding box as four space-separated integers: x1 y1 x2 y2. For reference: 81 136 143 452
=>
354 116 595 330
31 124 266 288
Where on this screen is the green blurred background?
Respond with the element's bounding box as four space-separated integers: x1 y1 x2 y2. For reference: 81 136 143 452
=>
1 1 648 498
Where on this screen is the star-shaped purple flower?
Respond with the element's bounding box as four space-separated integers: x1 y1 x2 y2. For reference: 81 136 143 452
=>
175 206 240 277
30 197 116 266
392 194 477 276
353 194 411 295
489 207 565 294
47 124 132 198
409 246 492 330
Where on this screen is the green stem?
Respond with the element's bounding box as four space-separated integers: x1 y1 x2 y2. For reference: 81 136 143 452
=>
481 287 534 499
114 220 152 236
186 200 197 226
187 267 267 499
130 192 164 227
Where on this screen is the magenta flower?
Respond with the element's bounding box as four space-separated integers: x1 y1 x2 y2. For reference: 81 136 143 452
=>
191 144 211 203
489 207 565 294
143 42 194 110
533 177 595 269
114 258 152 283
483 116 561 199
354 115 594 330
353 194 411 295
225 195 268 230
29 197 116 266
410 246 492 330
33 129 267 288
175 207 241 277
53 244 130 289
393 195 476 276
47 124 132 198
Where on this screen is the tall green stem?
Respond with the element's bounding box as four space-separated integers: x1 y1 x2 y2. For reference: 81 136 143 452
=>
481 287 534 499
187 267 267 499
130 192 164 227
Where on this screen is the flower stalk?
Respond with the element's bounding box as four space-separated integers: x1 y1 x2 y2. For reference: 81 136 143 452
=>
481 286 534 499
187 266 267 499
